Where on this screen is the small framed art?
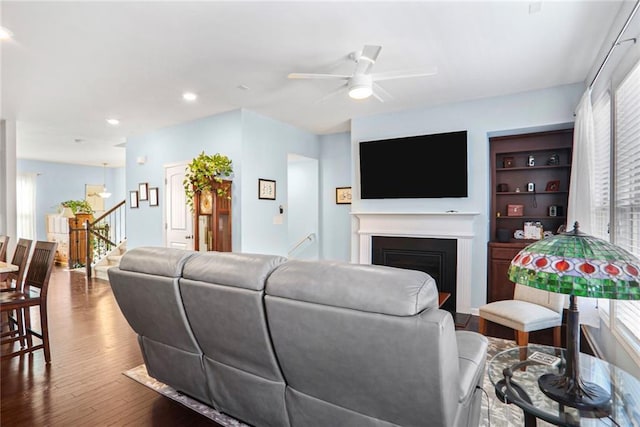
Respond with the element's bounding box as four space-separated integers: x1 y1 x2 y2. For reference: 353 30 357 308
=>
258 179 276 200
129 191 139 208
149 187 159 207
336 187 352 204
138 182 149 201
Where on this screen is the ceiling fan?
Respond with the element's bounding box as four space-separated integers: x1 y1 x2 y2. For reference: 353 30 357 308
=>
287 45 437 102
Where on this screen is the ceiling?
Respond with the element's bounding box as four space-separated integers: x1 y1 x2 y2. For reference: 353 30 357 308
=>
1 1 625 168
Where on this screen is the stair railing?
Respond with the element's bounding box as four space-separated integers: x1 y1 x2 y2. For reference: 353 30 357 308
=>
84 200 126 278
288 232 316 259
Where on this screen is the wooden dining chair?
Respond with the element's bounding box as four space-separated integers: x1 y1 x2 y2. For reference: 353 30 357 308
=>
1 238 33 291
0 235 8 262
1 238 33 347
0 241 57 363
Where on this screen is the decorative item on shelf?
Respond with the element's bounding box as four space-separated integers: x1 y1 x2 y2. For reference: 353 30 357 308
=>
508 222 640 411
527 182 535 192
548 205 560 217
515 187 521 193
258 178 276 200
545 180 560 192
543 231 554 238
527 155 535 167
183 151 234 211
497 183 509 192
513 230 525 239
523 221 543 240
547 153 560 165
507 204 524 217
503 157 515 168
60 200 94 215
335 187 352 204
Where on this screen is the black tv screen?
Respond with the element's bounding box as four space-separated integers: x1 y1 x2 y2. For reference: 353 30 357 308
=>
359 131 468 199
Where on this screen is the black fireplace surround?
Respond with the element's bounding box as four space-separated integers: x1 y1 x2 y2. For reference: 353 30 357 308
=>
371 236 457 313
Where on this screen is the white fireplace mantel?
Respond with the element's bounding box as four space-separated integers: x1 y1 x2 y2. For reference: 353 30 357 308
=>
351 211 479 314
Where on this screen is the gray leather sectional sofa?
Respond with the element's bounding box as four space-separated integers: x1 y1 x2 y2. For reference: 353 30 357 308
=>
108 247 488 427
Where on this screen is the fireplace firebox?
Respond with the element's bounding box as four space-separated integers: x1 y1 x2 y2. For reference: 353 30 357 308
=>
372 236 457 313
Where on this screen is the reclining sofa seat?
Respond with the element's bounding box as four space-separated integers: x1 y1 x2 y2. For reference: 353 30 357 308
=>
179 251 289 427
265 260 488 427
109 248 488 427
107 247 209 403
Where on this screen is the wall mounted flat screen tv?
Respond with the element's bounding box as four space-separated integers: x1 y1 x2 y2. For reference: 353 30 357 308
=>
359 130 468 199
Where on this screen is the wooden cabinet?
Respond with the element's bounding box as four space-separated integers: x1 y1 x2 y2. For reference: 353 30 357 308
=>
487 129 573 302
46 212 94 266
193 180 232 252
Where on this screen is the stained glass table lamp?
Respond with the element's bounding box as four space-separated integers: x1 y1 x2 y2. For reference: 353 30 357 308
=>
508 222 640 411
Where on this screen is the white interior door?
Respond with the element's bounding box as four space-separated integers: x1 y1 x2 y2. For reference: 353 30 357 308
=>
164 163 193 250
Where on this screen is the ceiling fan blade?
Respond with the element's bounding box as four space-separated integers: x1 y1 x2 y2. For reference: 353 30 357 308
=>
313 83 348 104
372 82 393 103
355 45 382 75
371 66 438 82
288 73 350 80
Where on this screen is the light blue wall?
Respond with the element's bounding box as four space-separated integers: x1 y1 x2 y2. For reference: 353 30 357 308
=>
350 83 584 310
288 156 319 260
320 132 352 261
125 110 243 249
17 159 125 241
125 109 320 255
239 110 319 256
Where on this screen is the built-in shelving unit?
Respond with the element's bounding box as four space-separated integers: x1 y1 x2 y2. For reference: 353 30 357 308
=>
487 129 573 302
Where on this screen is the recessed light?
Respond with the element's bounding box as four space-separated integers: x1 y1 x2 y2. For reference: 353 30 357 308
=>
0 27 13 41
529 2 542 14
237 85 250 91
106 118 120 126
182 92 198 101
74 138 85 144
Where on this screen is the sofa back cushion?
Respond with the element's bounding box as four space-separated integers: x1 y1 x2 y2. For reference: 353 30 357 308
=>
108 247 209 403
180 251 289 427
265 260 460 427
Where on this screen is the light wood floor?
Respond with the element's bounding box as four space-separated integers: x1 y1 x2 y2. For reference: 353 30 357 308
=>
1 265 221 426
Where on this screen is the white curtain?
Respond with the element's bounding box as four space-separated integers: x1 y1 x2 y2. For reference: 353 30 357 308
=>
16 173 37 240
567 89 596 233
567 89 600 327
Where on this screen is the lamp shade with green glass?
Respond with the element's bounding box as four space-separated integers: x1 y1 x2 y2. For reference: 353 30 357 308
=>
507 222 640 412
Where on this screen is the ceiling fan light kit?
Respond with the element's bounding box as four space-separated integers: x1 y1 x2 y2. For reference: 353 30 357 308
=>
348 74 373 99
288 44 437 102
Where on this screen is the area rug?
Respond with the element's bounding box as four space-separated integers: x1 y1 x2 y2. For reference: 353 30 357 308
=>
123 336 550 427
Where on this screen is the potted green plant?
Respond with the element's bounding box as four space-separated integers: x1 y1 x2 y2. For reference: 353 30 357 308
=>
183 151 233 211
61 199 94 215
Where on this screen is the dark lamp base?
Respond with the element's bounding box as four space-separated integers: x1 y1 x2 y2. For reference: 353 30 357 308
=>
538 373 611 411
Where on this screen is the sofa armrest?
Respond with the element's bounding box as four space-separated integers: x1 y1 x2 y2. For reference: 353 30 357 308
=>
456 331 488 405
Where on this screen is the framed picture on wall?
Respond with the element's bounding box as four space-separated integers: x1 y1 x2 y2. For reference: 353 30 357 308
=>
336 187 352 204
258 179 276 200
149 187 159 207
129 191 139 208
138 182 149 201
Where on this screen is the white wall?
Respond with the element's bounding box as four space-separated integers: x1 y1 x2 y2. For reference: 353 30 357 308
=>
351 83 584 311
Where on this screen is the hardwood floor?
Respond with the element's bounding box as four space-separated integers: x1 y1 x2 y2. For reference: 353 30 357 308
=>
1 266 221 426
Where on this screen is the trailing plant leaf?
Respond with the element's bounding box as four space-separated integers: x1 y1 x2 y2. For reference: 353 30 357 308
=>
61 199 94 214
183 151 233 211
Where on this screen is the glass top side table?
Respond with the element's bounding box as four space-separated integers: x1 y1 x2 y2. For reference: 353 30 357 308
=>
488 344 640 426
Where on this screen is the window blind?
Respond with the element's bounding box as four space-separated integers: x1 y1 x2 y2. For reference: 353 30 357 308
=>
613 58 640 353
592 93 612 317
